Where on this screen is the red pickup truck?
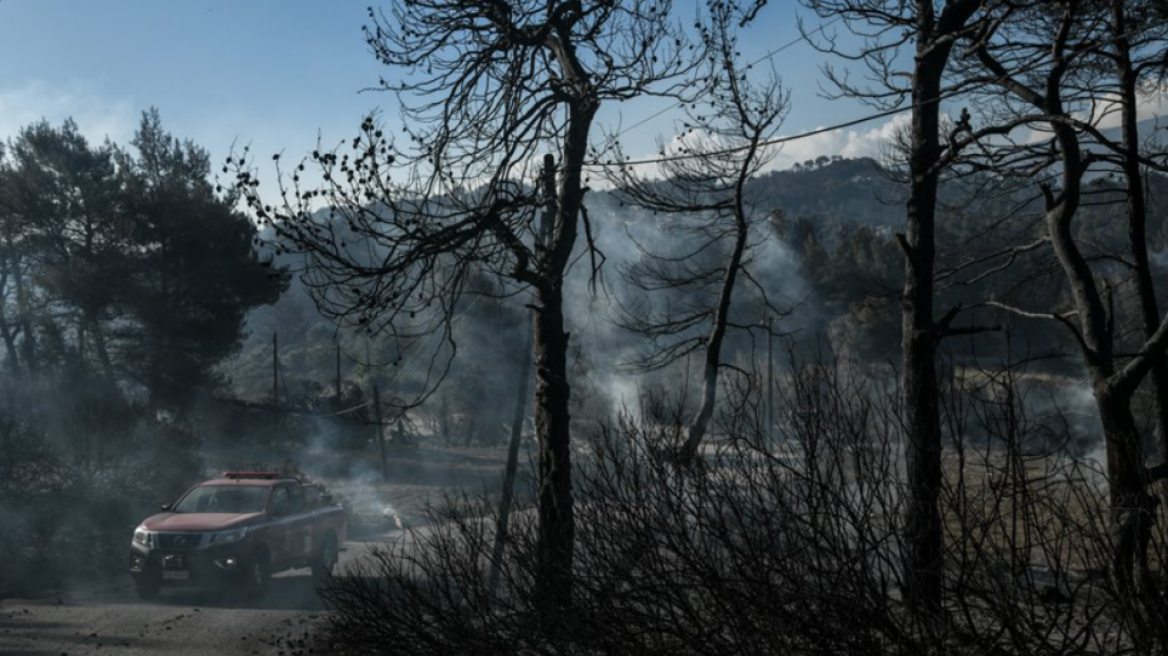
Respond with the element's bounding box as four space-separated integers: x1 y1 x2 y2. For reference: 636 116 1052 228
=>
129 472 347 599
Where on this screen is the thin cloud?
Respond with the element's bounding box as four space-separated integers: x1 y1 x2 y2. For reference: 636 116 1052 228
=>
765 113 909 171
0 79 137 144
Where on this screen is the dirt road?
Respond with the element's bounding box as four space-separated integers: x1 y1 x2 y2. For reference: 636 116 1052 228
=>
0 531 399 656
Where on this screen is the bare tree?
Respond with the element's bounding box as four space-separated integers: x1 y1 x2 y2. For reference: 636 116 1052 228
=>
231 0 700 603
800 0 991 615
604 1 790 461
963 0 1168 597
1100 1 1168 539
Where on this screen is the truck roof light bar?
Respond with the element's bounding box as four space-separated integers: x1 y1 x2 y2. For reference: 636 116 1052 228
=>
223 471 280 480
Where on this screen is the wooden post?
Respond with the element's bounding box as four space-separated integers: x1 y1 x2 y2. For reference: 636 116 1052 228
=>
767 313 775 443
489 321 534 596
271 332 280 444
373 384 387 481
335 343 342 398
272 332 279 407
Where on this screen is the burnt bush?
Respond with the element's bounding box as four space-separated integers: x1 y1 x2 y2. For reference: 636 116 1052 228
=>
315 356 1166 655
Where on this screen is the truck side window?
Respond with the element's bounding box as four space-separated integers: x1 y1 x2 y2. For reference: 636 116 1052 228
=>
287 485 305 514
271 486 292 516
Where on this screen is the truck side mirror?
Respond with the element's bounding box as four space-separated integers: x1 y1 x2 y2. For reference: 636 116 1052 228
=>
160 503 172 512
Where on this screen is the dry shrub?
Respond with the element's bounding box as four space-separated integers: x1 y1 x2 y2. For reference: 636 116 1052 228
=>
316 355 1168 655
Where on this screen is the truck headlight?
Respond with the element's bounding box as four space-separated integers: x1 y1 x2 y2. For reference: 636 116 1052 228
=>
208 527 247 545
133 525 153 547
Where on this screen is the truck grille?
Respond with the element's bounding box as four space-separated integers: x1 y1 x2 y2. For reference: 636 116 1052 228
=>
157 533 203 550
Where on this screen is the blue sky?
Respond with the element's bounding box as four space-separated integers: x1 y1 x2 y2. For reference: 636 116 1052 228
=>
0 0 904 174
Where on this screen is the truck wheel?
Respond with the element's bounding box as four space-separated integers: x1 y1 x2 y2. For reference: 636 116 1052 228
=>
311 533 338 581
135 576 160 600
242 551 270 598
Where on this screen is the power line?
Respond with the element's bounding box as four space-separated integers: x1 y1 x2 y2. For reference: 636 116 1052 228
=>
599 104 906 167
602 17 841 145
590 15 1168 169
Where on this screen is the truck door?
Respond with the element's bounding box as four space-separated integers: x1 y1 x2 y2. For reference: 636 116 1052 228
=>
268 485 296 568
287 484 314 560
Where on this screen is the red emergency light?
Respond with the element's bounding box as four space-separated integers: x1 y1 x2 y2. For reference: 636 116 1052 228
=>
223 471 281 480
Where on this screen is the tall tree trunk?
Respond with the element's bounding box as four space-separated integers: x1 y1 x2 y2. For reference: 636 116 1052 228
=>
535 93 593 605
896 0 984 614
1112 2 1168 592
681 227 746 459
533 281 574 605
900 6 946 615
1015 16 1156 593
1096 388 1157 597
681 137 761 461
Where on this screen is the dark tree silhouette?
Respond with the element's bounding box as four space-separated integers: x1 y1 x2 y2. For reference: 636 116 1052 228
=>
800 0 991 615
0 119 125 382
963 0 1168 598
118 110 287 408
231 0 700 602
0 112 286 408
1101 0 1168 543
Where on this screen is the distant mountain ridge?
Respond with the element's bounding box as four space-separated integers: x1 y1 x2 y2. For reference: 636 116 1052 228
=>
746 157 900 226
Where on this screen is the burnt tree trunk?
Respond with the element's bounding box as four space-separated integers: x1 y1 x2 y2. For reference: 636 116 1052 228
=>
983 9 1162 593
1041 16 1159 595
681 143 758 460
1112 3 1168 582
533 93 596 605
896 0 983 615
900 4 946 615
1096 390 1157 593
1042 95 1154 597
533 280 574 605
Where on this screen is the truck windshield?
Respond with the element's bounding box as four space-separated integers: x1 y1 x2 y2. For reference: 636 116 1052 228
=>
172 485 269 514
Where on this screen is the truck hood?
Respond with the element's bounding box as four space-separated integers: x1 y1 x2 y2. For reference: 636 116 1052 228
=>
142 512 264 532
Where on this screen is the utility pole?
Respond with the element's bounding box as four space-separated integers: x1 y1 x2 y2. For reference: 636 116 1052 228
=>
767 313 774 444
335 343 342 399
490 323 534 596
272 332 280 444
272 332 279 408
373 384 387 481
